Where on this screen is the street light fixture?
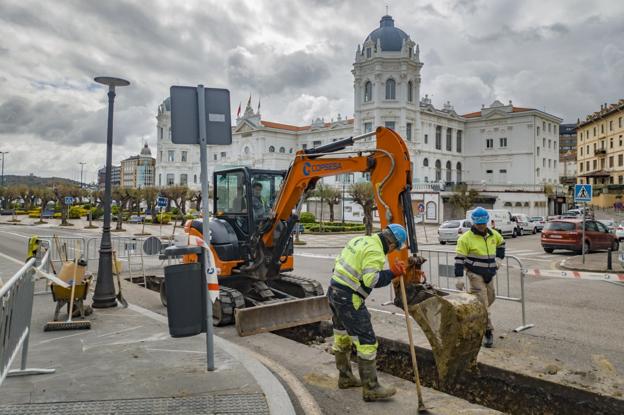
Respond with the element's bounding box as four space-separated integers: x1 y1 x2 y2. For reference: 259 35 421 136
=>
79 162 86 188
92 76 130 309
0 151 8 209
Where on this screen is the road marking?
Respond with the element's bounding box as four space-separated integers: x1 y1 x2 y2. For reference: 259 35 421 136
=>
0 230 29 239
294 253 336 260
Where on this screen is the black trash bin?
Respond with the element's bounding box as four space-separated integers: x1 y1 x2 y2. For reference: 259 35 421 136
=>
163 246 206 337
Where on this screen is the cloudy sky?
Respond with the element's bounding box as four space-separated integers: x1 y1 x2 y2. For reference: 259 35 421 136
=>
1 0 622 182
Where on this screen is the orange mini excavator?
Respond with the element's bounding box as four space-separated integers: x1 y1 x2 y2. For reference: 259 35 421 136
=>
182 127 421 335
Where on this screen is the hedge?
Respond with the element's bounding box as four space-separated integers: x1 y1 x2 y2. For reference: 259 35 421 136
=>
153 213 171 224
304 223 365 232
299 212 316 223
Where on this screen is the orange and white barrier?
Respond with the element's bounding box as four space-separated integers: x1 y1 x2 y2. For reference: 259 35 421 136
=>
525 268 624 283
188 235 220 302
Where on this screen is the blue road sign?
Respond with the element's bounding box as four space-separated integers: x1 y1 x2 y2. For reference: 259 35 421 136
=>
64 196 74 205
157 196 168 208
574 184 592 202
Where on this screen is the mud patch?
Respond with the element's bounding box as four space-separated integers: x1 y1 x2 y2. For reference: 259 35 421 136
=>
303 372 337 389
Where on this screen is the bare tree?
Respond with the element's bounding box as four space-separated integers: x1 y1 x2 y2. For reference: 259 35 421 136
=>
52 184 80 226
449 183 480 215
314 183 341 222
112 187 133 231
142 186 159 221
349 182 375 235
162 185 190 225
35 186 55 224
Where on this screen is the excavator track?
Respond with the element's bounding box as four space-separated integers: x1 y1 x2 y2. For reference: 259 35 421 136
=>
268 274 324 298
213 286 245 326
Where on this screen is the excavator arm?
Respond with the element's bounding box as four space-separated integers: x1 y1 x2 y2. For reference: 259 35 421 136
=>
243 126 419 280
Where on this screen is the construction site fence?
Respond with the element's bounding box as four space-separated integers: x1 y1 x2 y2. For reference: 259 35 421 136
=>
0 249 55 387
397 248 535 332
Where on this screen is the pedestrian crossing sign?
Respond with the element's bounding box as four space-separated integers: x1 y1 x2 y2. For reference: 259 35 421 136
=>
574 184 592 202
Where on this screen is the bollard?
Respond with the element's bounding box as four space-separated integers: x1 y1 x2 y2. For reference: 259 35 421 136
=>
607 248 613 271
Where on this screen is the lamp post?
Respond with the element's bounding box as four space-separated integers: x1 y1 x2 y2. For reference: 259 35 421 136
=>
79 162 86 188
92 76 130 309
0 151 7 209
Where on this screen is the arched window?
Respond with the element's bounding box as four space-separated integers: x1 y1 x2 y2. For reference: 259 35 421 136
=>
269 146 275 153
423 158 429 167
385 78 396 100
279 146 285 153
194 174 197 184
407 81 413 102
364 81 372 102
456 162 462 183
435 160 442 181
446 161 452 182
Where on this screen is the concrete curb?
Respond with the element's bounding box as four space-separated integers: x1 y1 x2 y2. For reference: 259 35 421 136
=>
558 257 624 273
127 304 296 415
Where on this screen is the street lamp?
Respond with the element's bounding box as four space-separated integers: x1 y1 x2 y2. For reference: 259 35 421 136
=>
92 76 130 309
79 162 86 188
0 151 7 209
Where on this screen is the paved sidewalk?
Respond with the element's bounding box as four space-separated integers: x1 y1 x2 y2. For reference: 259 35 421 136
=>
559 251 624 272
0 281 293 414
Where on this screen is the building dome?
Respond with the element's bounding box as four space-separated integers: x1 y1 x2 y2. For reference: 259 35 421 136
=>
140 143 152 157
364 15 409 52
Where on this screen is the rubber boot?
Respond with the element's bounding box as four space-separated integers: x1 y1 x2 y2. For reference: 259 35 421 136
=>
335 350 361 389
358 357 396 401
484 329 494 348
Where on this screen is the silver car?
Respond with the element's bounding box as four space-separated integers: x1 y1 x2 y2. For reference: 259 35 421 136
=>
438 219 472 244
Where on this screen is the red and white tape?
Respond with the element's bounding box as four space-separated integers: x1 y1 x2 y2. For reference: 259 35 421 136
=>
525 268 624 283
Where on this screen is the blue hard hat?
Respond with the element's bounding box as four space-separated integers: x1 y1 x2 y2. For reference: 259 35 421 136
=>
471 207 489 225
387 224 407 248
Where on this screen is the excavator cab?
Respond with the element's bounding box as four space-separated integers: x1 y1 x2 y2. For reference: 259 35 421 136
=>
214 167 288 262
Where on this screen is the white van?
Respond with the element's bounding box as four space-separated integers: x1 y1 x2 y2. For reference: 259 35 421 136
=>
466 209 515 238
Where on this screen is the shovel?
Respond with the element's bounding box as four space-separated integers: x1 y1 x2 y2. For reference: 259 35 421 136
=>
112 251 128 308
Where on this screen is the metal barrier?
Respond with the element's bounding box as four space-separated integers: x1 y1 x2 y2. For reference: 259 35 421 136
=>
390 248 534 332
1 252 55 386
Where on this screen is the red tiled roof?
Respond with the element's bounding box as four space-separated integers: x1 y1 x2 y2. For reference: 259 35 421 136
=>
461 106 534 119
260 118 354 131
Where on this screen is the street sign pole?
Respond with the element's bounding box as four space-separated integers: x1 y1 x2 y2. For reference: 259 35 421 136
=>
197 85 215 371
582 202 586 264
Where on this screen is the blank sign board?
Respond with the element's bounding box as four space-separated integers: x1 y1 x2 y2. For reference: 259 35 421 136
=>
170 86 232 145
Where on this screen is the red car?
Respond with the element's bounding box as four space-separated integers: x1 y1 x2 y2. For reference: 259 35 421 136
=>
541 219 619 254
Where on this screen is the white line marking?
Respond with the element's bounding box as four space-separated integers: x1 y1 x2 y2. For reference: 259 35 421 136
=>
35 331 91 346
96 325 143 338
0 230 30 239
145 348 204 354
294 253 336 260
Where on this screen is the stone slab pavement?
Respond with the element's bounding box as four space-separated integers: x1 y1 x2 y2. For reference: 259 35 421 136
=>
0 279 293 414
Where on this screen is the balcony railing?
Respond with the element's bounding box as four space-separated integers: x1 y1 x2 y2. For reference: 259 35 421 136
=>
595 148 607 156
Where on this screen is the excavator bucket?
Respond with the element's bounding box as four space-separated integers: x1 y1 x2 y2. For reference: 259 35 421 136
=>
235 295 332 337
395 257 488 386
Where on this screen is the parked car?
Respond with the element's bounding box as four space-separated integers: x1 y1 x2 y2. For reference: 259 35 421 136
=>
615 222 624 241
598 219 616 233
438 219 472 244
528 216 545 233
466 209 515 238
0 209 15 216
511 213 530 236
127 215 145 223
541 219 618 254
41 210 55 219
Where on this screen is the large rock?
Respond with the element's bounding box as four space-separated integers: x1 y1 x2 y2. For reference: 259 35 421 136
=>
407 292 487 386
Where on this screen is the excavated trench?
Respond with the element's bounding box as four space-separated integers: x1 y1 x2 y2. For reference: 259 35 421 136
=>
274 322 624 415
134 278 622 415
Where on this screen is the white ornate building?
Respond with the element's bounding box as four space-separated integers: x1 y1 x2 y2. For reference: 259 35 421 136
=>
155 14 565 220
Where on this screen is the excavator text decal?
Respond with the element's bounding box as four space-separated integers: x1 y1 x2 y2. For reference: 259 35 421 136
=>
302 161 342 176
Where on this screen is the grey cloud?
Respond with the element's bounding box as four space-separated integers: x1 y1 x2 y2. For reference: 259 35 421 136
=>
227 46 331 96
0 95 151 146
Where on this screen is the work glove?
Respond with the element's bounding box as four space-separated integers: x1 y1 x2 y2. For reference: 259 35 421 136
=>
390 260 406 278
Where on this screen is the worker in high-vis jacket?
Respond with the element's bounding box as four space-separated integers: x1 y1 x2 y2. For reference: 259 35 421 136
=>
455 207 505 348
328 224 407 402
